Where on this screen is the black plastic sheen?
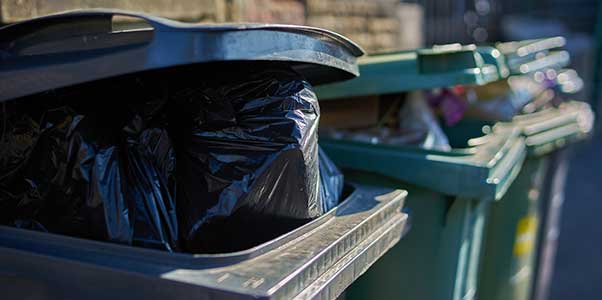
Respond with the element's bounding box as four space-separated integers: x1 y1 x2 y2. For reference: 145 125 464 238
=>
0 64 342 253
168 67 336 252
0 104 179 251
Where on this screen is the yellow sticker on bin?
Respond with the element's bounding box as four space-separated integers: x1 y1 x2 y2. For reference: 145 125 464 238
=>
513 215 538 257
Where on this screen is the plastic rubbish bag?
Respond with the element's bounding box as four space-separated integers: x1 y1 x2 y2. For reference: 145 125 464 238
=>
464 79 535 121
169 66 337 252
1 63 343 253
0 112 40 225
0 104 179 251
122 115 179 251
1 107 133 243
319 146 344 213
320 92 450 151
427 87 468 126
398 91 451 151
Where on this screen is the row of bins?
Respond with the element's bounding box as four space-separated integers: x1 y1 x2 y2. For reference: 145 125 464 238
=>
315 37 593 300
0 9 594 300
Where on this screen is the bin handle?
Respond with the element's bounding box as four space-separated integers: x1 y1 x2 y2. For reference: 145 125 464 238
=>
0 9 185 56
0 9 173 37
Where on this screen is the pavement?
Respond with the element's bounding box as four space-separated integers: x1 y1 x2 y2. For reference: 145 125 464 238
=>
550 133 602 299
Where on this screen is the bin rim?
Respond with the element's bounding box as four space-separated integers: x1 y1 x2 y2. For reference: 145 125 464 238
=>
496 36 566 57
320 127 526 201
0 184 408 300
314 44 499 100
0 183 406 266
477 46 511 79
494 101 594 157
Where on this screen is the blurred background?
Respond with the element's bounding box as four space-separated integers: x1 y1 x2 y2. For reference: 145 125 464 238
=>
0 0 600 298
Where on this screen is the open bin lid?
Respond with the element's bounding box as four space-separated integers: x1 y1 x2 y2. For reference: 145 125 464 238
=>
554 69 584 94
507 50 570 75
0 9 364 102
496 37 566 58
477 46 510 79
496 37 569 75
313 44 499 100
493 101 594 157
477 42 570 80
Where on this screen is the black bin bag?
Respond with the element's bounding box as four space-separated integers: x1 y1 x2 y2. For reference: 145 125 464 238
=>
168 64 341 252
0 97 179 252
319 146 344 214
0 62 343 253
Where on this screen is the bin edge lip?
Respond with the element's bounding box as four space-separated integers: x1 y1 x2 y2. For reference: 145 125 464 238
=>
0 184 406 267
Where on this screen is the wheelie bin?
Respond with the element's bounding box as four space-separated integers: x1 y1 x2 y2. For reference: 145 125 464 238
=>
447 102 593 300
453 39 594 300
314 45 526 300
508 38 592 300
484 102 592 300
0 10 410 300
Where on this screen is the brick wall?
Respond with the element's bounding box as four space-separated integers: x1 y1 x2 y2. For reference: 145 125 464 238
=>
228 0 305 25
0 0 423 53
306 0 401 52
0 0 226 23
226 0 424 52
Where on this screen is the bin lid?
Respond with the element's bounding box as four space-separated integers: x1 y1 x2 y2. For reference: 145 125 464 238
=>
496 37 569 75
321 127 526 201
507 50 570 75
477 46 510 79
314 44 499 100
554 69 584 94
494 101 594 157
496 36 566 58
0 9 364 102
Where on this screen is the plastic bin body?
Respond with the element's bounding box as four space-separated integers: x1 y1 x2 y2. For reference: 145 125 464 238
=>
343 178 488 300
0 185 408 300
476 157 547 300
531 148 570 300
444 102 593 300
320 128 525 300
455 40 590 300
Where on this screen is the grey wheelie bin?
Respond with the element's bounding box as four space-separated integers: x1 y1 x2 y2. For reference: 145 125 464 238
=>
454 39 594 300
0 10 410 300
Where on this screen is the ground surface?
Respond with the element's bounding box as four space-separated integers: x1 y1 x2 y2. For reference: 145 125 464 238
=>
551 134 602 299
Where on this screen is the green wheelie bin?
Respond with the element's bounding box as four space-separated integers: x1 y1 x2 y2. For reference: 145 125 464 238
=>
449 39 594 300
445 102 593 300
314 45 526 300
481 102 593 300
